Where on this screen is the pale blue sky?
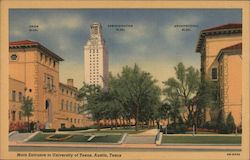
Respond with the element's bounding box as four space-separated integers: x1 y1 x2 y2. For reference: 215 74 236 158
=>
9 9 241 88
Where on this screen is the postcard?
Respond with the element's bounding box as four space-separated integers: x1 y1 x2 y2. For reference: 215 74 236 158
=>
0 0 249 160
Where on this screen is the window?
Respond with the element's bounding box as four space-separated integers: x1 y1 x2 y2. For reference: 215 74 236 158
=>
45 74 54 91
40 53 43 61
12 90 16 101
18 92 22 102
61 123 66 128
53 61 56 68
78 105 80 113
19 111 22 120
70 118 72 122
74 103 76 112
70 102 72 112
12 111 16 121
66 101 69 111
10 54 17 61
45 56 48 63
61 99 64 110
211 68 218 80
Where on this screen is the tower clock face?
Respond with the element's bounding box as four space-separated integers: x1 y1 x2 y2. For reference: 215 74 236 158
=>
91 38 98 45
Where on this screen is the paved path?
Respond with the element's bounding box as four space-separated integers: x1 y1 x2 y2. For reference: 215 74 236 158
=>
137 129 159 136
9 133 32 142
124 129 159 144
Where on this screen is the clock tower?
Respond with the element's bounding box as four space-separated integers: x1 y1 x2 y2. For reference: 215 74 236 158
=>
84 23 109 90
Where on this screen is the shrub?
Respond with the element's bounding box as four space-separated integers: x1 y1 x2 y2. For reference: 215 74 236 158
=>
218 123 229 134
202 121 217 130
162 123 186 134
226 112 236 133
41 129 56 133
58 126 91 131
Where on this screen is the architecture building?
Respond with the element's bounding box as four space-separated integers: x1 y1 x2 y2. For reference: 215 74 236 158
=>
216 43 242 126
9 40 91 130
84 23 109 89
196 23 242 126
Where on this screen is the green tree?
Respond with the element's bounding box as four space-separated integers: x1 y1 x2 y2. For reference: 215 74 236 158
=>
77 83 104 130
226 112 236 133
111 64 161 131
196 80 219 128
163 62 200 128
21 96 33 132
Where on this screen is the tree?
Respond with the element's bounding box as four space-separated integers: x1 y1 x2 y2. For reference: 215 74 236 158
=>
163 62 200 129
196 80 219 128
21 96 33 132
226 112 236 133
111 64 161 131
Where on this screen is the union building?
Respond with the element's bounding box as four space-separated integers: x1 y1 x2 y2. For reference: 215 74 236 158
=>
9 40 92 130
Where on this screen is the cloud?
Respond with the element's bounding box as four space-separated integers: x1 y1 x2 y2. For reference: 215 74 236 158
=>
112 22 153 44
28 13 87 31
162 14 202 46
11 29 25 37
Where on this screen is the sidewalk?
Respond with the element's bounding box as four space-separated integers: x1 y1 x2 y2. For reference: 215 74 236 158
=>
137 129 159 136
9 141 241 150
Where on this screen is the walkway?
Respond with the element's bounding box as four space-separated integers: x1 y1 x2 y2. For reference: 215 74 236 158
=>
9 133 32 142
124 129 159 144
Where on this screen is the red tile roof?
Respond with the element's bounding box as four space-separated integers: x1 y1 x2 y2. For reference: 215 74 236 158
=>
9 40 64 61
216 43 242 61
202 23 242 32
221 43 242 51
9 40 40 46
196 23 242 53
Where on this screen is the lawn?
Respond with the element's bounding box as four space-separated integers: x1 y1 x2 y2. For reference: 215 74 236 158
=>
91 135 122 143
28 133 122 143
161 135 241 144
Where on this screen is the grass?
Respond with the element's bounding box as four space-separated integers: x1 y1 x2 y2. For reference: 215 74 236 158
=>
161 135 241 144
91 135 122 143
28 133 122 143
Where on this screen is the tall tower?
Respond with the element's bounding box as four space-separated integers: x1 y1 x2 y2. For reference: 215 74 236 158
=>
84 23 108 89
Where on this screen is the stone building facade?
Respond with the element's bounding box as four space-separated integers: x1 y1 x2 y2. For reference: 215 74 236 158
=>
9 40 91 130
196 23 242 126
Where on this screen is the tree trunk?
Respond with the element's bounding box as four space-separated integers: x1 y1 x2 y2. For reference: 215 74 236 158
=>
97 120 100 131
123 119 126 129
115 119 118 129
110 119 113 130
27 116 30 132
135 106 139 131
119 118 122 128
128 119 131 128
